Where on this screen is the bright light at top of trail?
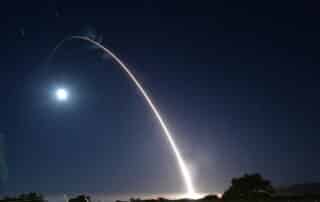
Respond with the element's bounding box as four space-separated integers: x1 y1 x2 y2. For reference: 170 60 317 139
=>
55 88 69 101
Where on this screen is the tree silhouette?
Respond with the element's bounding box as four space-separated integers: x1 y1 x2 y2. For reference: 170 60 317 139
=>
200 195 220 202
18 193 44 202
223 173 274 200
69 195 91 202
0 193 45 202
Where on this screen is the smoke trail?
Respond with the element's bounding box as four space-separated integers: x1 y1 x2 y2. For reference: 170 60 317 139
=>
48 36 196 197
63 194 69 202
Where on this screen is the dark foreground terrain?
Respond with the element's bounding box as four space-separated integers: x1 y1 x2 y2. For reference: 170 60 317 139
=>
2 192 320 202
3 174 320 202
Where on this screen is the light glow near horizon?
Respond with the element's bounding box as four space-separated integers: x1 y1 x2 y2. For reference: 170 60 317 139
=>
48 192 218 202
50 36 197 197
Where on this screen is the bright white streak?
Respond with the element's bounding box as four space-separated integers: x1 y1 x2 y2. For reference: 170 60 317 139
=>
51 36 196 197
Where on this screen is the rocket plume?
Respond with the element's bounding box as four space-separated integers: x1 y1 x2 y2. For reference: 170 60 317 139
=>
49 36 196 197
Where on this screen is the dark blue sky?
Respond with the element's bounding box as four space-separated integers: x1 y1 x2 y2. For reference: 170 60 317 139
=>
0 0 320 197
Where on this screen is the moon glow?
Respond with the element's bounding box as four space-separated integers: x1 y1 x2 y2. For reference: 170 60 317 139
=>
55 88 69 101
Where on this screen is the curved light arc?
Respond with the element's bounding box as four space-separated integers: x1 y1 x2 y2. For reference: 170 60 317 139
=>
50 36 196 196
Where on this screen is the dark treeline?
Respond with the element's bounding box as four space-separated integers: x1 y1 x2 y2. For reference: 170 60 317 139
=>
2 173 320 202
0 193 45 202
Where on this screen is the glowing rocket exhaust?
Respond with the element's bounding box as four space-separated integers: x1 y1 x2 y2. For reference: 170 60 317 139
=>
50 36 196 197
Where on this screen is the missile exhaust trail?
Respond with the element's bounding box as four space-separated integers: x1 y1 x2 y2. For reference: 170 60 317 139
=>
49 36 196 197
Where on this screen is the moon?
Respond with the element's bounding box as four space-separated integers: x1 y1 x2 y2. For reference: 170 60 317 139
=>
55 88 69 101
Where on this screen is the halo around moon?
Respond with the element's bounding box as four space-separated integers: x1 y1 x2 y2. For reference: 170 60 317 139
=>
55 88 69 101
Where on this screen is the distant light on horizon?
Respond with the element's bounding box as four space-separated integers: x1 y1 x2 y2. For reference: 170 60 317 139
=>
46 192 215 202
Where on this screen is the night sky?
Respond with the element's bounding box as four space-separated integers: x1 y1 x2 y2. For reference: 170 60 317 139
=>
1 0 320 198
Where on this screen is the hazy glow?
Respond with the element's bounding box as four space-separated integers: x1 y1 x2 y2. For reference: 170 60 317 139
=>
50 36 197 197
48 192 215 202
55 88 69 101
217 193 223 199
